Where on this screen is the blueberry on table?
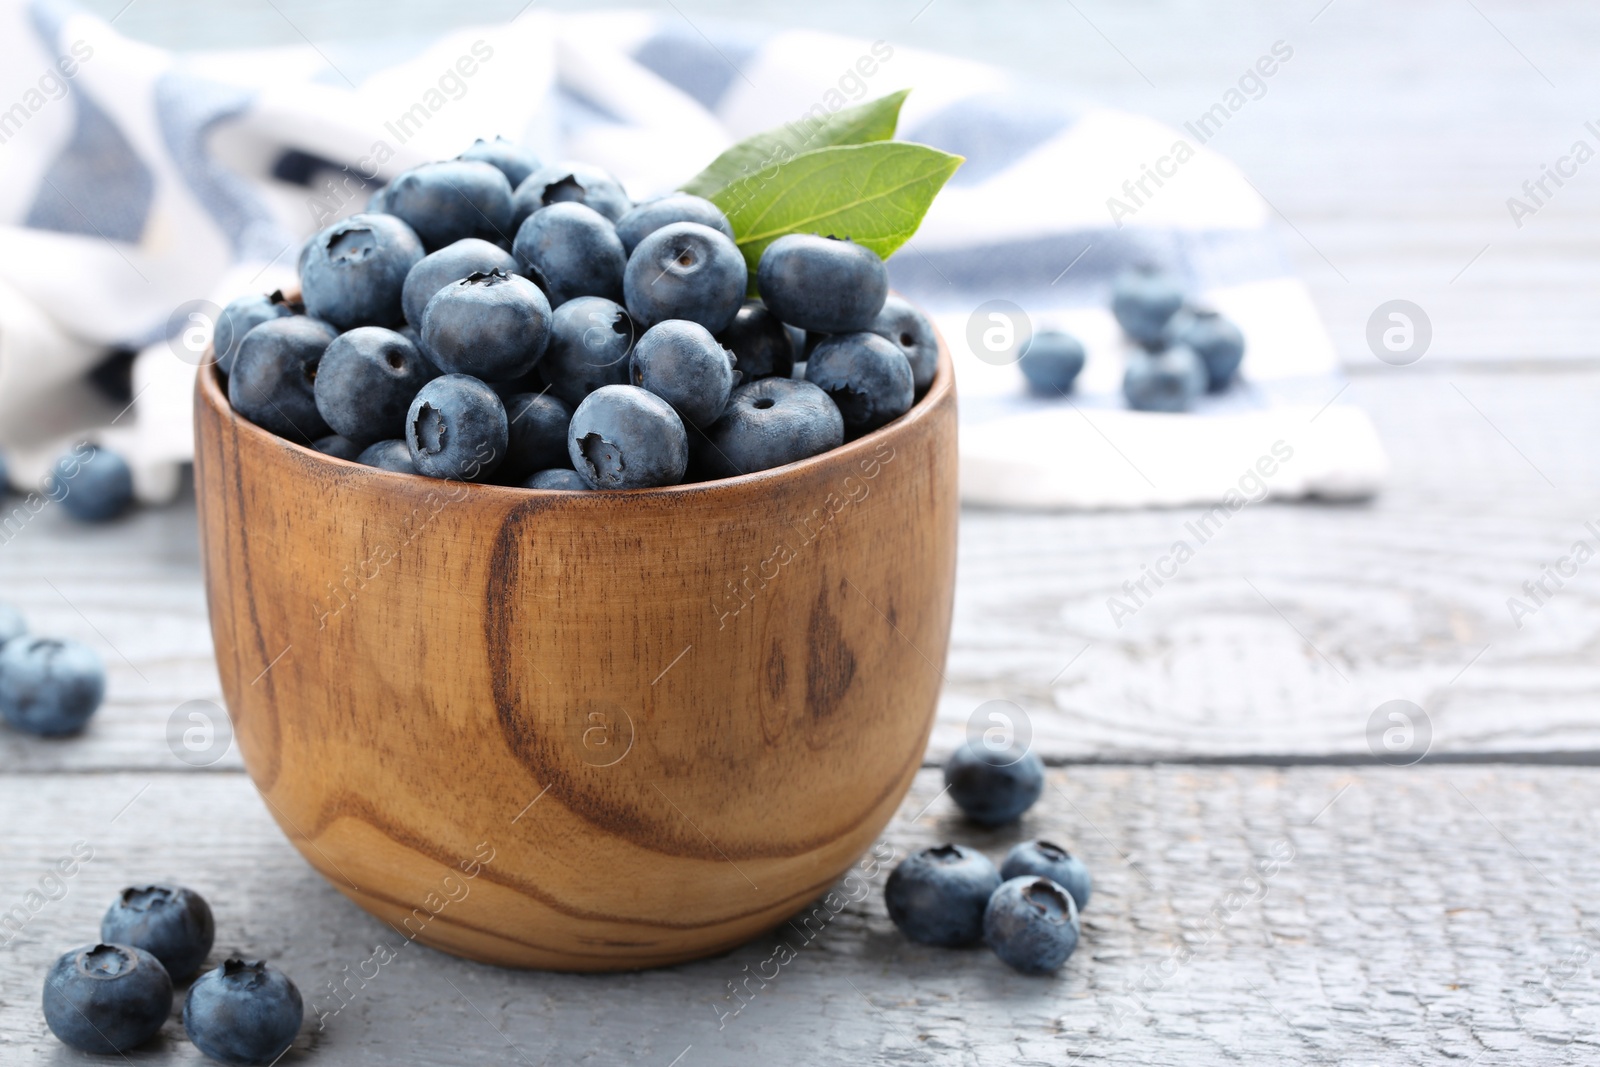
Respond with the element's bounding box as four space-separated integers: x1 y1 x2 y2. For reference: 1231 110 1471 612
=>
756 234 889 334
300 213 423 330
624 221 746 334
884 844 1001 946
214 290 298 376
695 378 843 479
1111 265 1184 346
43 943 172 1055
1123 344 1206 413
421 270 552 382
567 385 688 490
1000 840 1091 913
101 885 215 983
314 326 439 445
867 294 938 395
718 300 795 381
356 439 415 474
381 160 514 251
1175 308 1245 391
47 444 134 522
405 375 508 482
183 959 303 1066
984 876 1080 974
1019 329 1086 397
630 319 737 429
501 392 574 482
522 467 589 491
804 332 914 435
511 161 632 228
458 136 541 189
312 434 362 461
0 603 24 646
401 237 519 329
539 296 637 408
616 193 734 256
228 316 336 444
0 636 106 736
512 201 627 307
944 741 1045 827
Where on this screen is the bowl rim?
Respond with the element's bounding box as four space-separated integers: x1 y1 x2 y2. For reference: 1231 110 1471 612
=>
197 308 954 500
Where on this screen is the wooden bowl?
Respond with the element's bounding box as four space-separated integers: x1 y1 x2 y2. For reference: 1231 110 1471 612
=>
193 337 958 971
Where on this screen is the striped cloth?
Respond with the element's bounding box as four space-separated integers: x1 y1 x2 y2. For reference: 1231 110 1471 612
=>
0 0 1384 507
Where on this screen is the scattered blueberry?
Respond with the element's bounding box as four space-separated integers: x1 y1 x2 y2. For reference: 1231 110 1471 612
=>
512 201 627 306
867 293 938 394
718 301 795 381
615 193 734 256
356 439 415 474
511 162 631 229
405 375 507 482
0 603 24 646
43 943 172 1055
314 327 439 445
1175 308 1245 391
539 296 637 408
1000 841 1091 913
312 434 362 461
458 136 541 189
402 237 519 329
501 392 573 482
1111 266 1184 347
1019 330 1086 397
421 270 552 382
0 636 105 737
884 844 1001 947
804 332 913 435
757 234 888 334
695 378 843 479
184 959 302 1066
228 317 336 444
983 876 1080 974
944 741 1045 827
382 160 514 251
213 291 298 376
630 319 737 428
1123 344 1206 413
624 221 746 333
47 444 134 522
101 885 215 983
522 467 588 490
568 385 688 489
300 213 424 330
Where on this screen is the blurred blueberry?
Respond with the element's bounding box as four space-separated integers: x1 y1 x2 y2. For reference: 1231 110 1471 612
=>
522 468 589 491
944 741 1044 827
717 301 795 381
616 193 734 255
511 162 631 228
228 316 337 443
1111 266 1184 346
757 234 888 334
1000 841 1091 913
458 136 541 188
406 375 507 482
695 378 843 479
1019 330 1086 397
48 444 134 522
421 270 552 382
401 238 519 329
382 160 514 251
356 439 414 474
314 326 439 445
867 294 938 395
512 201 626 307
214 290 299 376
43 944 171 1055
1174 308 1245 391
0 636 106 736
300 213 423 330
183 959 302 1066
101 885 215 983
1123 344 1206 413
539 296 637 408
984 876 1079 974
804 332 913 435
312 434 362 461
624 221 746 334
884 844 1001 947
501 392 573 482
630 319 737 428
568 385 687 490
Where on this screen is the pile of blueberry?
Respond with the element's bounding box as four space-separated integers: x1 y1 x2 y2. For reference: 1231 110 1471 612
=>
1017 265 1246 413
42 883 302 1063
0 601 107 737
884 741 1093 974
219 138 938 490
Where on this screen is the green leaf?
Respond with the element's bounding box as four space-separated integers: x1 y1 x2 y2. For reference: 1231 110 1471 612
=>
679 89 912 200
710 141 963 274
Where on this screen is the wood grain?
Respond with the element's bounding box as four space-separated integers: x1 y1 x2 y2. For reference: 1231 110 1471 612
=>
191 349 958 970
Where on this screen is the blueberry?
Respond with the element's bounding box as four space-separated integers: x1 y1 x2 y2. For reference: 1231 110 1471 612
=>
421 270 552 382
356 439 414 474
43 944 172 1055
1000 841 1091 913
695 378 843 479
522 467 588 490
300 213 423 330
630 320 736 429
0 603 24 646
214 290 298 376
184 959 302 1066
1111 266 1184 346
1019 330 1086 397
511 162 631 229
1123 344 1206 413
47 444 134 522
228 317 336 444
1175 308 1245 391
944 741 1045 827
0 447 8 493
312 434 362 460
458 136 541 189
568 385 687 489
501 392 573 481
615 193 734 256
0 636 106 736
402 238 519 329
757 234 888 334
884 844 1001 947
984 876 1079 974
717 301 795 381
101 885 215 983
405 375 507 482
539 296 637 408
382 160 514 251
512 201 626 306
624 222 746 334
867 294 938 395
314 327 439 445
804 332 913 435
